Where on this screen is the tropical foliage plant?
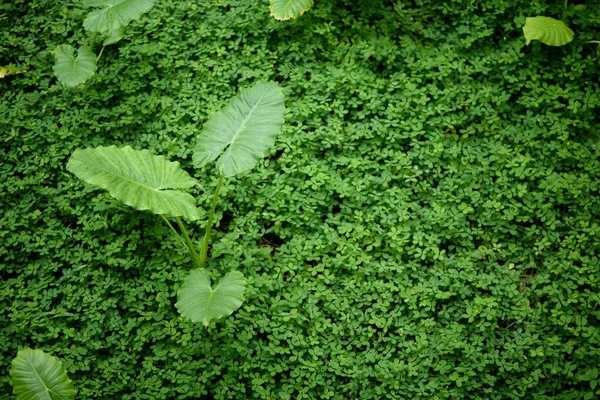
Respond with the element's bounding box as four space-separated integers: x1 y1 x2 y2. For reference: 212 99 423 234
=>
522 16 575 46
67 81 285 326
270 0 314 20
53 0 155 87
11 348 76 400
522 1 600 46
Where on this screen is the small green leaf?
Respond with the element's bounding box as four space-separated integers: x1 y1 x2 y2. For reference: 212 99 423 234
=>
11 348 76 400
53 45 97 87
270 0 314 20
83 0 155 33
176 270 245 327
193 81 286 177
103 27 125 46
67 146 201 221
523 16 574 46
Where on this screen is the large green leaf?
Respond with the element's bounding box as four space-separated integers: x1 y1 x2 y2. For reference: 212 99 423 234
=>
193 81 285 177
67 145 201 221
11 348 76 400
523 16 574 46
176 270 246 327
83 0 155 33
270 0 314 20
53 45 97 87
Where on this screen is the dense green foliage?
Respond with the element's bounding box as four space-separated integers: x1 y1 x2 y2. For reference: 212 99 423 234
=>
1 0 599 398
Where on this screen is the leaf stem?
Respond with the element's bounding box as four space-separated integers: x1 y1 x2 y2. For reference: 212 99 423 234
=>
175 217 202 269
90 32 98 49
160 215 185 244
96 45 106 63
199 174 224 268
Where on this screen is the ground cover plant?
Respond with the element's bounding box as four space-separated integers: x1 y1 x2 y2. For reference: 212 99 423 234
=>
1 0 600 398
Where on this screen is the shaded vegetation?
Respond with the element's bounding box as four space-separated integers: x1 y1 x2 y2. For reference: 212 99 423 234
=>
1 0 599 398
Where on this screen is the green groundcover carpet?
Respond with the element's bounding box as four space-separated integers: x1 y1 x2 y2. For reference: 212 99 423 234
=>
1 0 599 398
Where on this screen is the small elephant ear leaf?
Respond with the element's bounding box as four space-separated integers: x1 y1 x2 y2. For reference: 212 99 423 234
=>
11 348 76 400
523 16 574 46
270 0 314 20
53 45 97 87
176 270 246 327
67 145 202 221
193 81 285 177
83 0 155 34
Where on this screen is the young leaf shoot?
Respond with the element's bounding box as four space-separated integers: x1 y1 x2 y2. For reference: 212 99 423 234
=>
176 270 246 327
53 45 97 87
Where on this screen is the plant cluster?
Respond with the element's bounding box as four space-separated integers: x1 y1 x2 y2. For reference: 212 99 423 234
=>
53 0 155 87
67 81 285 327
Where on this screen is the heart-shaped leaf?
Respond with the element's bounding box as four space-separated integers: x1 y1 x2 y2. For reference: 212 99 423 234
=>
103 27 125 46
53 45 97 87
270 0 314 20
523 16 574 46
67 145 201 221
83 0 155 34
11 348 76 400
176 270 245 327
193 81 285 177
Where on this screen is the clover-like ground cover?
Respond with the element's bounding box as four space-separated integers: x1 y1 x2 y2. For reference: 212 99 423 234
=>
1 0 599 398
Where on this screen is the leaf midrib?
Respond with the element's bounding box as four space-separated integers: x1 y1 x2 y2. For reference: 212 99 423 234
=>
225 90 270 150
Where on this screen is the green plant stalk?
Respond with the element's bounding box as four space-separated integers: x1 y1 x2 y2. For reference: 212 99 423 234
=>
160 214 186 247
199 174 224 268
96 45 106 63
90 31 98 48
175 217 202 269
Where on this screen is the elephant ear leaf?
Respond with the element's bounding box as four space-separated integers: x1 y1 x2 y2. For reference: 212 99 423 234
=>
176 270 246 327
523 16 574 46
83 0 155 34
270 0 314 20
11 348 76 400
67 145 201 221
193 81 286 177
53 45 97 87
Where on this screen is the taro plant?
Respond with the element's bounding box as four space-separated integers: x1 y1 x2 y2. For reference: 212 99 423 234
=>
53 0 155 87
522 1 597 47
523 16 575 46
270 0 314 20
11 348 76 400
67 81 285 326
